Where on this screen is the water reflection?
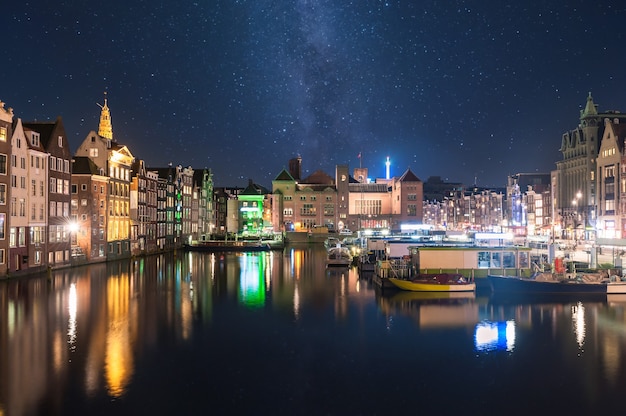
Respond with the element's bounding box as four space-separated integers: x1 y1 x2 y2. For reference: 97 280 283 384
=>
2 249 626 414
377 290 479 329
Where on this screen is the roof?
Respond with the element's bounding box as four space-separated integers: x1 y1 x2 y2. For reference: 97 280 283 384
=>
274 168 295 181
301 169 334 185
72 156 102 175
398 168 421 182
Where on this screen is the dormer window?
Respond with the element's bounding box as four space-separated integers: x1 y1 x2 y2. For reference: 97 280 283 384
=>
31 133 40 147
58 136 63 147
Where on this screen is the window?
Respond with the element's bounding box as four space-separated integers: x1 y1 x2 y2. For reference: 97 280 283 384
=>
31 180 36 196
50 156 56 171
58 136 63 147
89 148 98 157
407 204 417 216
0 184 5 204
0 126 6 141
0 249 4 264
71 184 78 194
0 154 6 174
0 213 5 239
300 203 316 216
32 133 39 147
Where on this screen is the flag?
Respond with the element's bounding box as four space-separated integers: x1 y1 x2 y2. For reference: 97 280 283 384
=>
357 152 361 159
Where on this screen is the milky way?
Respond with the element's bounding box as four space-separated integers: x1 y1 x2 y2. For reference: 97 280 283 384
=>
3 0 626 187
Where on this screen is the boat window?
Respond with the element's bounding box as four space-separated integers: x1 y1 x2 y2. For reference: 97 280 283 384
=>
518 252 529 268
502 252 516 268
491 252 501 268
478 251 490 268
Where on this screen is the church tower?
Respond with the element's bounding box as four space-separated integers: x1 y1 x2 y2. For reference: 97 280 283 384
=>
97 92 113 140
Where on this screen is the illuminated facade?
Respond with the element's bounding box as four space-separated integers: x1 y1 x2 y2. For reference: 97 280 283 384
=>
74 97 133 260
8 119 29 273
0 103 13 275
271 158 423 233
556 93 626 239
71 156 108 262
24 117 72 269
238 179 269 236
24 124 48 271
596 119 626 238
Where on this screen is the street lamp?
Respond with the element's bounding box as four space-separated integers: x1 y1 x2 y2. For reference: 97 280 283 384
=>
572 191 582 242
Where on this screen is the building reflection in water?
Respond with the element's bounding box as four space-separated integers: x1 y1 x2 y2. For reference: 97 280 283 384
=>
238 253 266 308
3 250 626 414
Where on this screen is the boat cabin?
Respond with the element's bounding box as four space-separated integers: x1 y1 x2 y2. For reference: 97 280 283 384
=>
407 245 534 287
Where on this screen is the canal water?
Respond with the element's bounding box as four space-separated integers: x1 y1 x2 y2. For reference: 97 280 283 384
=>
1 247 625 415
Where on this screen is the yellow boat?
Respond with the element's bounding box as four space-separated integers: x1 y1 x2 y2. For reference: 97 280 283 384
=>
388 275 476 292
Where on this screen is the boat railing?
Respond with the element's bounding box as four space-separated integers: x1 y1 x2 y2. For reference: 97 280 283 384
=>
376 259 412 279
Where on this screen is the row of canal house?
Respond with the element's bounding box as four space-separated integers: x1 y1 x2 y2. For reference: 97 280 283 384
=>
0 97 219 278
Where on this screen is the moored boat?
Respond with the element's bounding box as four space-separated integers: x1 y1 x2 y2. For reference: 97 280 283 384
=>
184 239 283 252
326 246 353 267
388 273 476 292
488 273 626 294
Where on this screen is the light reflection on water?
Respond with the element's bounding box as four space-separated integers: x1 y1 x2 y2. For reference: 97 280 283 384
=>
1 249 626 414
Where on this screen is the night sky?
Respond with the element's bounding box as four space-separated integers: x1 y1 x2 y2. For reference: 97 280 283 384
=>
3 1 626 188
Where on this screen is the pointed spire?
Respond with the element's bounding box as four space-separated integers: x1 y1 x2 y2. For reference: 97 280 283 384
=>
580 92 598 118
98 91 113 140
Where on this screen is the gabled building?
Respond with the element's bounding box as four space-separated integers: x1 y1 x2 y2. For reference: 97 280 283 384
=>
0 102 14 275
23 116 72 269
238 179 271 236
8 119 30 273
154 166 176 250
596 118 626 238
130 159 159 255
71 156 108 263
213 186 244 236
130 160 146 255
24 123 48 271
193 169 215 242
556 93 626 238
74 96 134 260
389 168 424 230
